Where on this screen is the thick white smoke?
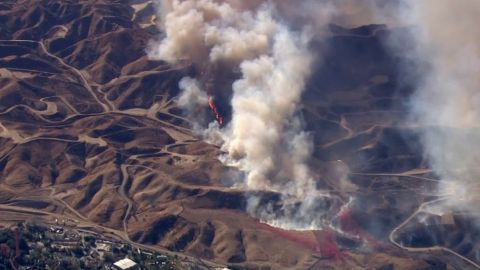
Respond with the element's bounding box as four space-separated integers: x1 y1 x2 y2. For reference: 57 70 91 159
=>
177 77 209 109
392 1 480 213
148 0 480 233
219 27 313 194
149 0 276 64
148 0 342 229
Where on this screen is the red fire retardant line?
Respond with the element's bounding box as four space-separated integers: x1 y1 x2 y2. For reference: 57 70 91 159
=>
256 209 382 262
338 209 380 248
208 97 224 125
257 223 343 260
316 230 343 260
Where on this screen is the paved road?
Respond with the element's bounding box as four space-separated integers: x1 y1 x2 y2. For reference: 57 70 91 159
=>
0 204 224 269
389 199 480 269
119 164 134 236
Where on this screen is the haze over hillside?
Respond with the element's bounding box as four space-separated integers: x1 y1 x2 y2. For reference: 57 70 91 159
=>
0 0 480 269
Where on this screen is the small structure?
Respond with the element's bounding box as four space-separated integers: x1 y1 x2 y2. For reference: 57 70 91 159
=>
96 243 111 252
49 226 64 234
113 258 138 270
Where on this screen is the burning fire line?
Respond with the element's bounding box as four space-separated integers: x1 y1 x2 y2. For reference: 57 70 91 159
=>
255 208 383 262
208 96 224 125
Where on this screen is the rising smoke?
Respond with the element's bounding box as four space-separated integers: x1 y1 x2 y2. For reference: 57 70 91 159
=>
148 0 423 230
148 0 480 234
148 0 347 230
389 1 480 213
176 77 210 128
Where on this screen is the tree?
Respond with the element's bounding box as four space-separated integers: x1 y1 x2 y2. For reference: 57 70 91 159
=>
84 236 96 247
19 238 29 253
0 231 13 244
72 245 84 257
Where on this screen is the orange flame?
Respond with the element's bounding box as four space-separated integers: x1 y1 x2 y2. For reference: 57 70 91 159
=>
208 97 224 125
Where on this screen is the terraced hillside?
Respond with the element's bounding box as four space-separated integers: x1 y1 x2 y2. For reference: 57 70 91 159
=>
0 1 477 269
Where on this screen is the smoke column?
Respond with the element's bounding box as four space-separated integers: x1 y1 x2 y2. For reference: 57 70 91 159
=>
390 1 480 213
148 0 346 229
149 0 480 232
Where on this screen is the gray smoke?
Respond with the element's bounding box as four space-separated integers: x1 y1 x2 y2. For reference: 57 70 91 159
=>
148 0 349 230
389 1 480 213
177 77 209 109
149 0 480 232
148 0 407 230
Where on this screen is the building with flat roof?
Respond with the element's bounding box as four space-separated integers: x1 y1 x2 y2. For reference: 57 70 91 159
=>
113 258 138 270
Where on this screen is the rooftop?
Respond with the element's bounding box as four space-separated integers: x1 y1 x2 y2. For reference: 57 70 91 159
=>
113 258 137 269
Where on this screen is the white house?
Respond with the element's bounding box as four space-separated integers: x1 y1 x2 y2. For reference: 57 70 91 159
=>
113 258 138 270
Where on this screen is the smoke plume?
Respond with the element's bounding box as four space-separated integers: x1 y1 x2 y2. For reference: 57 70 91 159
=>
148 0 346 229
148 0 480 234
391 1 480 213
